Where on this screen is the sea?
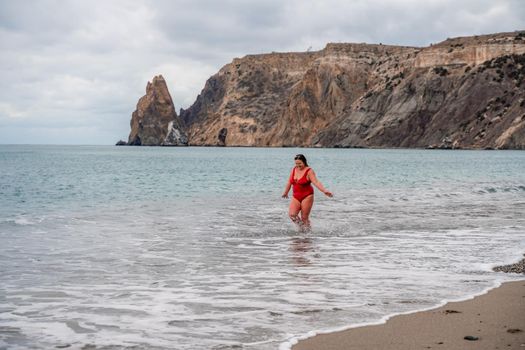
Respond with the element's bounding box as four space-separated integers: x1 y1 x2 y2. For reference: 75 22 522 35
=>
1 145 524 350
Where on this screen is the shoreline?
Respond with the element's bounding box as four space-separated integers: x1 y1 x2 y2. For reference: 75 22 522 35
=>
286 279 525 350
114 144 525 150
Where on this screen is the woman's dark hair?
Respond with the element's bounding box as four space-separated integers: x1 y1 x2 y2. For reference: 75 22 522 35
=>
294 154 308 166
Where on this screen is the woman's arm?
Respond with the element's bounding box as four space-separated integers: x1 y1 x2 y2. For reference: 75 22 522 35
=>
282 182 291 198
308 169 333 197
282 170 293 198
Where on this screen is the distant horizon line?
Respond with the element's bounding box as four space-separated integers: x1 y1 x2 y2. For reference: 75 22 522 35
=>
0 143 114 146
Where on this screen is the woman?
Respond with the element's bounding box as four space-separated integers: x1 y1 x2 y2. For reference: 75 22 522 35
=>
282 154 333 230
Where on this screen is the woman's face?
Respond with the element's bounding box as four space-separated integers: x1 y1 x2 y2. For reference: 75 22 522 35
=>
295 159 305 169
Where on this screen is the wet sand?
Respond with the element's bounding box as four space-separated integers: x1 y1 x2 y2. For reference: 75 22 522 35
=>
293 280 525 350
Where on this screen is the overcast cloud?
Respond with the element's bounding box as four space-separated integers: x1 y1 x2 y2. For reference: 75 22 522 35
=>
0 0 524 144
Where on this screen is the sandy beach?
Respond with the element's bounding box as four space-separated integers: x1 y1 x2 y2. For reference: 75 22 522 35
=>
293 280 525 350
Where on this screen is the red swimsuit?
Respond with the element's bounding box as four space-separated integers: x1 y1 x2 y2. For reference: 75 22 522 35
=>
290 167 314 202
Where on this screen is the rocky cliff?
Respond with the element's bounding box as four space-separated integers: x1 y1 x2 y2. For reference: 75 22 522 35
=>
178 30 525 149
123 31 525 149
127 75 187 146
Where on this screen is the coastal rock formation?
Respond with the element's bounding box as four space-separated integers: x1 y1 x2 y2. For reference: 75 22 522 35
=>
178 30 525 149
127 75 187 146
122 31 525 149
316 50 525 149
493 254 525 274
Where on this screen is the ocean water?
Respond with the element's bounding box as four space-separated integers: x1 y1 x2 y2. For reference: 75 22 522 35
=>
1 145 524 350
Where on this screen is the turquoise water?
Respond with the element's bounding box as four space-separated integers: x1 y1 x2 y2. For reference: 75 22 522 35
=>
1 145 524 349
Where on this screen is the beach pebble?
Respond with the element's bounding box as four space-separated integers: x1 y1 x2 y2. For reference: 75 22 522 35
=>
464 336 479 341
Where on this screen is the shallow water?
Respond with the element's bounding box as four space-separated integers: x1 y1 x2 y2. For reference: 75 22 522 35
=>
1 146 524 349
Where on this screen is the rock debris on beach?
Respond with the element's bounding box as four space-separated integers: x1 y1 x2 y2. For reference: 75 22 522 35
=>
444 309 461 314
464 335 479 341
493 255 525 274
508 329 524 333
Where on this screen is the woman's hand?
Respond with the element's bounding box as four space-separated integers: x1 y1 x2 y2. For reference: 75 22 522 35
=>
282 193 289 198
324 190 333 198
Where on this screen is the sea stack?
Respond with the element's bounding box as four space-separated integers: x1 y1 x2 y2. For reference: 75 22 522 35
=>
127 75 188 146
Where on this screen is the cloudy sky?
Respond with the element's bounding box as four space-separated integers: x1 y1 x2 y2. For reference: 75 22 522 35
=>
1 0 524 144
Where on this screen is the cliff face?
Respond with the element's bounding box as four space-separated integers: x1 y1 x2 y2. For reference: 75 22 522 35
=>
267 43 417 147
128 75 187 146
180 52 321 146
179 30 525 149
317 50 525 149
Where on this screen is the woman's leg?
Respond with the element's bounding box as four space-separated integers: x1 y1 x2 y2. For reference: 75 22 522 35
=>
300 195 314 230
289 198 303 228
